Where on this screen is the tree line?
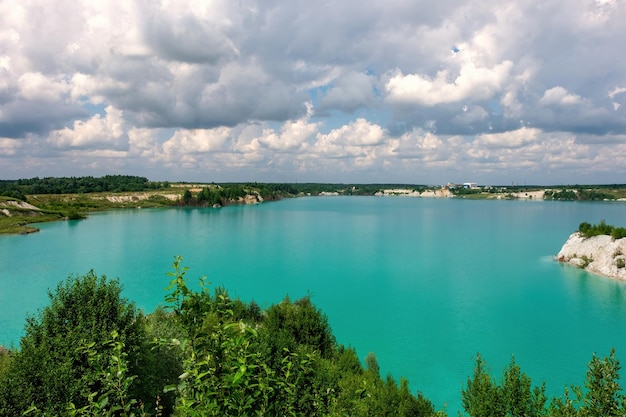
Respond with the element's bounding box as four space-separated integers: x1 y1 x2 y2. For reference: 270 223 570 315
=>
0 176 170 198
1 259 626 416
0 176 434 204
179 185 252 207
544 189 616 201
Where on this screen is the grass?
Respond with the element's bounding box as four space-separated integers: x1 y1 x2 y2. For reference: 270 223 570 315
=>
0 213 66 234
27 191 179 212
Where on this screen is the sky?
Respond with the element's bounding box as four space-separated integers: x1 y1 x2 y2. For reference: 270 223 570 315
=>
1 0 625 185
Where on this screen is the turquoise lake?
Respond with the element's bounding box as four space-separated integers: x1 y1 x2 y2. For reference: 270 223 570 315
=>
2 196 626 412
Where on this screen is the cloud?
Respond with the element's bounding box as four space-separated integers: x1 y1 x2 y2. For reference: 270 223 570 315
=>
317 72 377 113
385 61 513 106
609 86 626 111
258 106 320 151
475 127 541 148
451 105 489 124
140 2 239 64
0 137 22 156
48 105 128 150
0 0 625 184
17 72 69 103
162 127 232 158
0 100 87 138
540 86 583 106
315 118 385 150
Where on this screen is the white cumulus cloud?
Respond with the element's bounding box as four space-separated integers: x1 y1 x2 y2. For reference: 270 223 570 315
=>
385 61 513 106
48 105 127 149
540 86 583 106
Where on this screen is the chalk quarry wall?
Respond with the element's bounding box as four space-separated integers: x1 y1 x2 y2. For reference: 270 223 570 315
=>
557 232 626 280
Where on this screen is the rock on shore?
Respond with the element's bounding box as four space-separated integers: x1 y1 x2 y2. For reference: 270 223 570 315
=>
557 232 626 280
375 188 453 197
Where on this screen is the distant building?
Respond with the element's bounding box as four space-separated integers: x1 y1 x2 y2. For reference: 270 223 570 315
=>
446 182 480 189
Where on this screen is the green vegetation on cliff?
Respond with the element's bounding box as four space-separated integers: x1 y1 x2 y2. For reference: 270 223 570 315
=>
544 186 625 201
579 220 626 239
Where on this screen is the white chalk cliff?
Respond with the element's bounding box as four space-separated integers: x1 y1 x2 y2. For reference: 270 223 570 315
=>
557 232 626 280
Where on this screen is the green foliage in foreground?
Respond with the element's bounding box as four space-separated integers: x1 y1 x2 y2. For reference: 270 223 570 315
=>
2 258 626 416
462 351 626 417
0 272 176 416
579 220 626 239
0 259 440 416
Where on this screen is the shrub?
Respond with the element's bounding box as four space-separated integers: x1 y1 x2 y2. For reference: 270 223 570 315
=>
579 220 626 239
0 272 147 416
0 347 10 379
581 255 593 268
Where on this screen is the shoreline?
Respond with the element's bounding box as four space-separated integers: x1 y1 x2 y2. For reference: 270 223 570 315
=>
3 187 626 236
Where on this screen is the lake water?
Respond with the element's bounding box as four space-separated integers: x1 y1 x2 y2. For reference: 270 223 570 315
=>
2 196 626 412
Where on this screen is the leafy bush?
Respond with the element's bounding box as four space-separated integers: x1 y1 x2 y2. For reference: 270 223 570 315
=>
577 189 615 201
6 258 626 416
0 272 148 416
544 189 577 200
463 350 626 417
581 255 593 268
0 347 10 379
157 257 442 416
160 257 316 416
579 220 626 239
462 355 547 417
65 209 86 220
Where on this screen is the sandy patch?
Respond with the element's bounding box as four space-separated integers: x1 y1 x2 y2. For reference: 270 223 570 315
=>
0 200 41 210
510 190 545 200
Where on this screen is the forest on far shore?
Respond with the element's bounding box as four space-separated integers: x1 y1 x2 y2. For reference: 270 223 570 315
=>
1 258 626 416
3 175 626 202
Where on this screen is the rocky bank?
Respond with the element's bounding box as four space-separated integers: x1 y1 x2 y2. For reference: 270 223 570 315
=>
557 232 626 280
374 188 453 197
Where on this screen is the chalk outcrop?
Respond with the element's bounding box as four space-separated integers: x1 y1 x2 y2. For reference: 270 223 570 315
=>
557 232 626 280
0 200 41 211
375 188 453 198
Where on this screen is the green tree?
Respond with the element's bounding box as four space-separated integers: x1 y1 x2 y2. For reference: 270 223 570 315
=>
501 356 547 417
0 272 147 416
462 354 547 417
161 257 311 416
0 346 10 379
261 295 337 365
581 349 624 417
550 350 626 417
182 189 193 205
549 387 581 417
462 354 501 417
